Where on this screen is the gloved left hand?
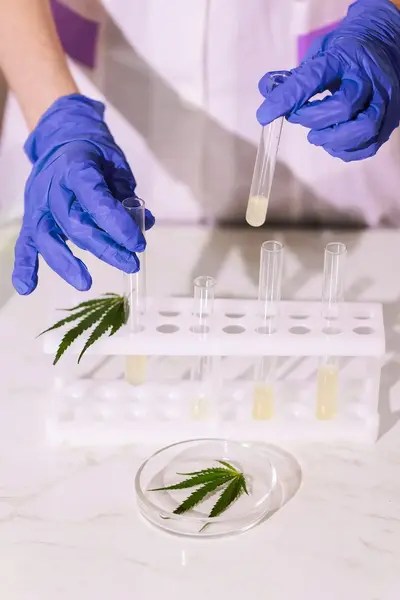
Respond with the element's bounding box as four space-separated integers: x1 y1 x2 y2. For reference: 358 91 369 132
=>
12 94 155 295
257 0 400 162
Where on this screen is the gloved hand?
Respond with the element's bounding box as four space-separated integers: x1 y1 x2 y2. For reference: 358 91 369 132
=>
257 0 400 162
12 94 154 295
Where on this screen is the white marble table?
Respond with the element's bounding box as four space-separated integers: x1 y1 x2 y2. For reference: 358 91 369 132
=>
0 224 400 600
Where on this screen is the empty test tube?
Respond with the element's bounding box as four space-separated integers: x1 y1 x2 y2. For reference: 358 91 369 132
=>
191 276 216 418
246 71 290 227
192 276 216 335
321 242 347 320
258 240 284 328
123 197 147 385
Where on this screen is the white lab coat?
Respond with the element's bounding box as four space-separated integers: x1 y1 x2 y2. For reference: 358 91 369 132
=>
1 0 400 227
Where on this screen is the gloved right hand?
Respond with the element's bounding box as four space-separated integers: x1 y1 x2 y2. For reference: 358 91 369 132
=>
12 94 154 295
256 0 400 162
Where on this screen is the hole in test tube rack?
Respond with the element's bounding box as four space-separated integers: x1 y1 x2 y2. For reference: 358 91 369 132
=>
157 324 180 334
290 315 309 320
159 311 180 318
353 315 372 321
225 313 245 319
190 325 210 335
222 325 246 335
289 326 310 335
322 326 342 335
353 326 374 335
256 324 276 335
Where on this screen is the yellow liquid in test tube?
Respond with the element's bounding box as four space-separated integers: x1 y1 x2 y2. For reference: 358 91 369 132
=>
316 364 338 420
252 384 274 420
246 195 269 228
125 355 147 386
192 395 208 420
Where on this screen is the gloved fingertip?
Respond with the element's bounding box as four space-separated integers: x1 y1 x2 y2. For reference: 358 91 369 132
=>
125 230 147 252
307 130 321 146
12 276 35 296
144 210 155 230
256 103 276 126
124 255 140 274
72 261 92 291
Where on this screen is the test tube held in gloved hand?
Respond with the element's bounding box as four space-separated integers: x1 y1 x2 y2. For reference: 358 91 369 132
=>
246 71 290 227
258 240 284 329
123 196 147 385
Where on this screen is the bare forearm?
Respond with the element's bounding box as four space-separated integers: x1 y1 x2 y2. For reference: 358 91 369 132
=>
0 0 78 129
393 0 400 8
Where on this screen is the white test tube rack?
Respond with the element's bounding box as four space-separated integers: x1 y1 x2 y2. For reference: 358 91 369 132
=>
42 243 385 446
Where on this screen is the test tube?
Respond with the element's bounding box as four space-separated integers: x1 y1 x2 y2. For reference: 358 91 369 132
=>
316 242 347 419
252 356 277 420
191 276 216 335
252 240 283 418
190 276 216 419
316 357 339 420
321 242 347 320
123 196 147 385
246 71 290 227
258 240 284 328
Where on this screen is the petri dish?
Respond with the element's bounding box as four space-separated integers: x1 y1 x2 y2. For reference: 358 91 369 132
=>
135 438 277 537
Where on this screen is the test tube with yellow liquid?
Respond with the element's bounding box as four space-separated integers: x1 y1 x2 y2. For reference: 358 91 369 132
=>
252 241 284 420
316 242 347 420
316 358 339 420
246 71 290 227
123 197 147 386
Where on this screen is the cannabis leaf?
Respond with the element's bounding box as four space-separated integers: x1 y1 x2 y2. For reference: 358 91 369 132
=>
39 294 127 365
150 460 248 520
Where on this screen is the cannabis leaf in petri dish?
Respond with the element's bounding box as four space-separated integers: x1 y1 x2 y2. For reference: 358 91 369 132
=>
150 460 248 519
39 293 127 364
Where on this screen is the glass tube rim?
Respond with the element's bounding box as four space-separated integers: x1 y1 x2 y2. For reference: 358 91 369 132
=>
194 275 216 289
261 240 284 254
265 70 291 88
122 195 145 211
325 242 347 256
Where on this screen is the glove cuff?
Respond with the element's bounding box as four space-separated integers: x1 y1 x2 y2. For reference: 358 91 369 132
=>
24 94 109 163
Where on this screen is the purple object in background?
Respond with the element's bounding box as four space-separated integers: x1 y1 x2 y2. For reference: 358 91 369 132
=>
50 0 99 68
297 21 340 63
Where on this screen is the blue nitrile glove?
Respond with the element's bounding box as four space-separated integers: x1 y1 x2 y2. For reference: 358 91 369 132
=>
12 94 155 295
257 0 400 162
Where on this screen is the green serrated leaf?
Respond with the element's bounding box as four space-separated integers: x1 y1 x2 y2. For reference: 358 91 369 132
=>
77 301 123 363
176 467 233 477
173 479 227 515
208 475 244 518
217 460 239 474
109 301 126 336
53 304 111 365
241 477 249 496
58 297 114 313
149 471 233 492
38 306 99 337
